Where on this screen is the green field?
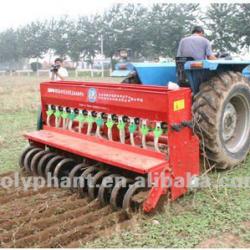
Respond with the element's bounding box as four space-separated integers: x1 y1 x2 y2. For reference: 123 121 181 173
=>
0 76 249 247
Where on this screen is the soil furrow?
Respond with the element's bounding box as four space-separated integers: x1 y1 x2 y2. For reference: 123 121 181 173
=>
0 196 88 231
6 204 111 247
0 171 136 248
65 219 135 248
0 172 15 178
0 187 52 205
0 200 102 243
39 211 129 248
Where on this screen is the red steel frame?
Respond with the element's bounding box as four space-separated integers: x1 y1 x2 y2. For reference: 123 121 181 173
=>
25 81 200 212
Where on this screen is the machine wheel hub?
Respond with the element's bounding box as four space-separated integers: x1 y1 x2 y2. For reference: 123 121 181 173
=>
222 94 250 154
222 102 237 141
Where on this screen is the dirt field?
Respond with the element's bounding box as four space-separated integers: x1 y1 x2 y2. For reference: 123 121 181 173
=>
0 75 249 248
0 171 134 248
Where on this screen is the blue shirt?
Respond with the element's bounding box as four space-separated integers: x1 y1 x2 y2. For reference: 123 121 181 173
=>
177 34 213 60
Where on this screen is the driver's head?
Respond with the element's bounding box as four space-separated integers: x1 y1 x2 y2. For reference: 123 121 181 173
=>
192 26 205 36
54 58 63 67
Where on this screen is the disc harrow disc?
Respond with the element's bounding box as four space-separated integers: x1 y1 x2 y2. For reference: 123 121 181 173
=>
88 170 110 200
45 155 65 179
19 145 35 169
78 165 99 198
68 163 88 192
110 177 133 210
98 174 119 206
30 150 48 176
122 181 144 211
23 148 43 174
37 152 57 177
54 158 76 186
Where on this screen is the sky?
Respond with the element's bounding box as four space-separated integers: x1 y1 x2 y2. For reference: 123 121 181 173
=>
0 0 249 31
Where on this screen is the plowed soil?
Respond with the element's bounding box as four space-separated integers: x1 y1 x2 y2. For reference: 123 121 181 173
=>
0 171 135 248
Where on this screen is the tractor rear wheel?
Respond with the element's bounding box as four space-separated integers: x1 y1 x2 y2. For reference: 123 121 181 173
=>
193 71 250 169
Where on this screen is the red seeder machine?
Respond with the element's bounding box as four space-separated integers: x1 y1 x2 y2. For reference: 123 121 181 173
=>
19 81 200 212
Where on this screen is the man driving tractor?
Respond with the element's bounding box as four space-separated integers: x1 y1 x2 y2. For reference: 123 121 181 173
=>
176 25 217 89
177 26 217 60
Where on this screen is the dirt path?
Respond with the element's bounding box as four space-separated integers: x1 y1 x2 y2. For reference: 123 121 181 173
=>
197 222 250 248
0 171 134 248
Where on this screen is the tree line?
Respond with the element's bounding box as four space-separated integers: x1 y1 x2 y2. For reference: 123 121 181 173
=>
0 3 249 67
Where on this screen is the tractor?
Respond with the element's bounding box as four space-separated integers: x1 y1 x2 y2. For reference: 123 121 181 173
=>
20 57 250 213
110 48 141 83
118 57 250 169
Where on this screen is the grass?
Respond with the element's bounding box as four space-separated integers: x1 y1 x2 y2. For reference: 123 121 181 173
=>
0 75 249 247
0 76 40 172
0 75 118 173
86 158 250 247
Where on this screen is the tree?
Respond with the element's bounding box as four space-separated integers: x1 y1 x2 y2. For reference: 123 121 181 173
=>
0 29 21 68
30 62 42 72
2 3 249 66
48 16 75 58
71 15 101 63
234 4 250 49
18 21 50 59
100 4 148 58
144 4 200 58
205 4 242 53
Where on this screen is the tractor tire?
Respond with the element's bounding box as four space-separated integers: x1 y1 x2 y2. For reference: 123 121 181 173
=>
193 71 250 169
121 72 141 84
